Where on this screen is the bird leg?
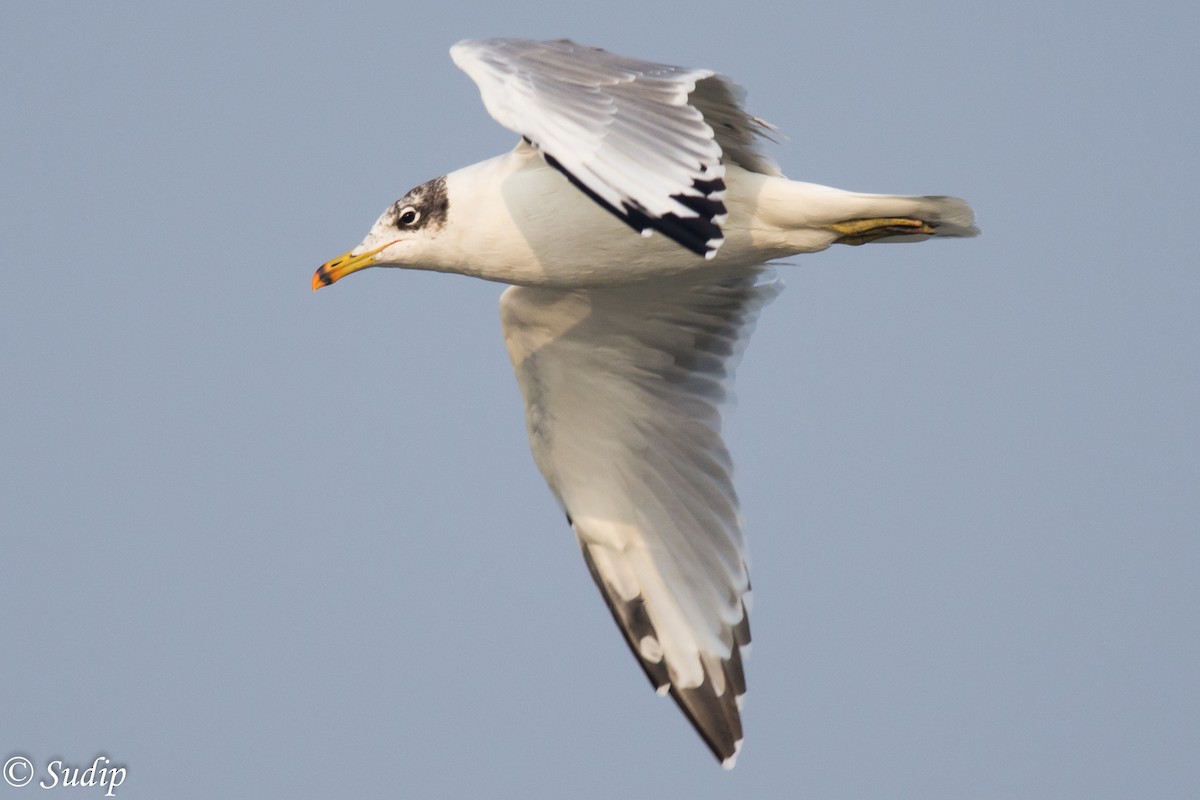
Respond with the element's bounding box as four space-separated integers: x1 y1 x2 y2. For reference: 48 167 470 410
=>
828 217 937 245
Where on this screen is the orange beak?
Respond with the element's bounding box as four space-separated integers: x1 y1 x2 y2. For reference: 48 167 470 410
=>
311 241 397 290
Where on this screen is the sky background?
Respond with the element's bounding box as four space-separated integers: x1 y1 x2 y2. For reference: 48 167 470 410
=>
2 2 1197 798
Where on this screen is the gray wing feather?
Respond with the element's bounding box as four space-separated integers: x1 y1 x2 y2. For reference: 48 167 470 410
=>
499 266 782 766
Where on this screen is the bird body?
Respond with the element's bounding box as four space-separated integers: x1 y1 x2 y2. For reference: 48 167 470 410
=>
345 142 975 287
313 37 977 768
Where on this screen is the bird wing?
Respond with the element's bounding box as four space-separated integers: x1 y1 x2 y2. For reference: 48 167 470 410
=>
451 38 779 259
499 266 782 767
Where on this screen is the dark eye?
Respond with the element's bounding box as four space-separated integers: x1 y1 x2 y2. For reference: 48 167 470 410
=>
397 207 420 226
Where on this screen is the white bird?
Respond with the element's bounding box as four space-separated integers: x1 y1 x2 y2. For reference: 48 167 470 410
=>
313 37 977 768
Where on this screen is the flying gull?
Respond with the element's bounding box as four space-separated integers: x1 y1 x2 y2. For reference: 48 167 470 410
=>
313 37 977 768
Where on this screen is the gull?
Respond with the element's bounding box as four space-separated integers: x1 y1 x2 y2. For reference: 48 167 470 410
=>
313 37 977 768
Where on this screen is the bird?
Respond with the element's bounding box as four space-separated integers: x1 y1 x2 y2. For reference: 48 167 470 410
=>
312 37 977 768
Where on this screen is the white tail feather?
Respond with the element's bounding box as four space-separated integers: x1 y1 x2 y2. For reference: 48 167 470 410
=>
737 168 979 252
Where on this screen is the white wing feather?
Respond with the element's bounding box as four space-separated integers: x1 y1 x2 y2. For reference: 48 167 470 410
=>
451 38 778 258
499 266 781 766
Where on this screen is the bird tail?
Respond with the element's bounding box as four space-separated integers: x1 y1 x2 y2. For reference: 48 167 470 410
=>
751 174 979 250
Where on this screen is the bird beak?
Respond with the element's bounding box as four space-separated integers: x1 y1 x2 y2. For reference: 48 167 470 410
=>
312 241 396 290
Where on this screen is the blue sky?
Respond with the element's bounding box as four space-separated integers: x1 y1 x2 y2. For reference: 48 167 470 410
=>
2 2 1197 798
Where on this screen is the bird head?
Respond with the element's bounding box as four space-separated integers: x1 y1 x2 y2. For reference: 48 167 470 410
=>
312 175 450 289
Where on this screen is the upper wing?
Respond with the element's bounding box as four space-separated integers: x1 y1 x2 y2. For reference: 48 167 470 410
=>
499 267 782 767
451 38 779 259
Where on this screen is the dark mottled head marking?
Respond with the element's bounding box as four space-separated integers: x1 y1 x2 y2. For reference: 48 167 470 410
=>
391 175 449 233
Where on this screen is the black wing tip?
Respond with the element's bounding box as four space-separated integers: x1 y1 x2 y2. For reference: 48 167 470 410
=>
577 536 750 767
542 151 726 257
666 653 747 767
675 606 750 767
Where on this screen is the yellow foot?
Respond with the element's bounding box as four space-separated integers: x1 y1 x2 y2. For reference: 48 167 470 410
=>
828 217 937 245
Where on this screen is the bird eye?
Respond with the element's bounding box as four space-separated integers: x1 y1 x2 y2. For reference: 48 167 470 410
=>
397 207 420 226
